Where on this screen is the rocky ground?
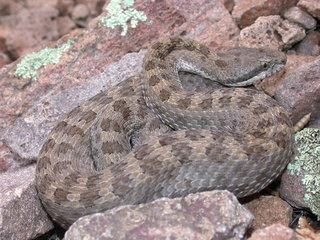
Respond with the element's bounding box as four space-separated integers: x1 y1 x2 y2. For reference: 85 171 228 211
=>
0 0 320 239
0 0 107 67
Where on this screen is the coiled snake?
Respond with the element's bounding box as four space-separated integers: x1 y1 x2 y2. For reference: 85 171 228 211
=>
35 38 294 228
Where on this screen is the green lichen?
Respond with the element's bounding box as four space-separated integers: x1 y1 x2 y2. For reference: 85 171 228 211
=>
15 39 74 80
287 128 320 218
100 0 147 36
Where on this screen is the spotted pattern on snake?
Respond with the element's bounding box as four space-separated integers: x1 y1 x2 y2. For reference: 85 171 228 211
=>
35 37 294 228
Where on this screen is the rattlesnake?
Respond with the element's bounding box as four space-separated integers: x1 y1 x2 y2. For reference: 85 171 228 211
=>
35 37 294 228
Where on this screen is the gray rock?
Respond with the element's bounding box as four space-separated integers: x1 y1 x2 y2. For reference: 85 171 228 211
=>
0 165 54 240
65 190 254 240
284 7 317 30
295 31 320 56
240 15 305 50
298 0 320 20
276 19 306 49
2 50 145 165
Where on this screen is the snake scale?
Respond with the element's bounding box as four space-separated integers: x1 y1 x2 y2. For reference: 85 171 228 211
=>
35 37 294 228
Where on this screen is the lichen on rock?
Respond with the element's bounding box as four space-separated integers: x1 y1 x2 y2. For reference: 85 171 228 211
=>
100 0 147 36
14 39 74 80
287 128 320 218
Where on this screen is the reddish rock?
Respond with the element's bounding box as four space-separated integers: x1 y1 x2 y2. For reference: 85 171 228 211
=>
298 0 320 20
57 0 75 14
77 0 107 17
274 57 320 125
256 55 316 97
0 165 54 239
280 170 307 209
0 52 10 67
0 140 16 172
71 3 90 27
232 0 298 28
295 31 320 56
26 0 58 8
0 6 59 59
220 0 235 12
166 0 239 49
248 224 298 240
0 0 25 14
57 16 76 36
0 38 6 53
65 191 253 240
71 3 90 20
240 15 305 50
283 7 317 30
295 216 320 239
245 196 293 230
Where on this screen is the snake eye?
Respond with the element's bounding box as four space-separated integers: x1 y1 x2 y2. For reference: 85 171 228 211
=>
262 62 268 68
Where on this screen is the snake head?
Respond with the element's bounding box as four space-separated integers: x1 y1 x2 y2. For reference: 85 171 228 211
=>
217 47 287 87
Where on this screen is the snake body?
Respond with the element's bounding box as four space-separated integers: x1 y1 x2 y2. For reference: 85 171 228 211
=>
35 38 294 228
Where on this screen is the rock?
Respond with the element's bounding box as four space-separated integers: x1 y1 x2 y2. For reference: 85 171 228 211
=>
276 19 306 49
71 4 90 20
0 140 17 172
295 31 320 56
240 15 305 50
158 0 240 49
0 0 25 14
280 128 320 218
248 224 298 240
0 37 11 66
298 0 320 20
283 7 317 30
309 116 320 129
76 0 107 17
0 38 7 53
71 3 90 27
64 191 253 240
57 0 75 14
295 216 320 239
274 57 320 125
280 171 306 209
0 165 54 239
220 0 235 12
2 50 145 164
232 0 298 28
0 52 11 67
256 55 317 97
57 16 76 36
26 0 59 8
0 0 239 169
0 6 59 59
245 196 293 230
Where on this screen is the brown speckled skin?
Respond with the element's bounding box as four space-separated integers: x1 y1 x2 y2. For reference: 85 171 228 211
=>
35 38 294 228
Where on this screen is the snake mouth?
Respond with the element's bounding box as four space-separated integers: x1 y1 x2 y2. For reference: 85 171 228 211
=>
225 62 285 87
